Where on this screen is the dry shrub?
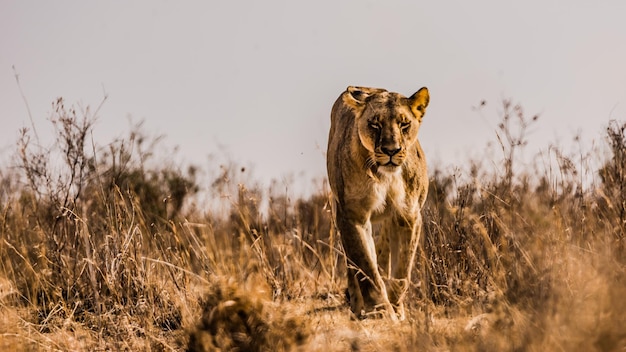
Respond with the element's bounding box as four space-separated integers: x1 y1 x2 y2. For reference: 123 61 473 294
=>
2 98 199 348
187 277 309 352
419 103 626 350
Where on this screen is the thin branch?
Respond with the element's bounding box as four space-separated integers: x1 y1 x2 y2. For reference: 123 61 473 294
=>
12 65 39 143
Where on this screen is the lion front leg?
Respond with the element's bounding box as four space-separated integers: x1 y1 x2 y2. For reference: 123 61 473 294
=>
386 212 422 320
336 210 397 321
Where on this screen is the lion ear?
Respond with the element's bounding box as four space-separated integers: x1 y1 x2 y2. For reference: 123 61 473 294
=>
343 86 385 110
409 87 430 117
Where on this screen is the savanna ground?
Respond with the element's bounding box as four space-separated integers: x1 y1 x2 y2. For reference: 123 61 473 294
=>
0 97 625 351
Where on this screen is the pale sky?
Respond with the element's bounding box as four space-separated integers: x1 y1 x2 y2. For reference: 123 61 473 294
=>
2 1 626 193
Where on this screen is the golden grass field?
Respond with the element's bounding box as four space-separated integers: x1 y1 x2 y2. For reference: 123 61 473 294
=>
0 98 625 351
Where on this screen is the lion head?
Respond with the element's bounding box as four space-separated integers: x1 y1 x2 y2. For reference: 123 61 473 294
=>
342 86 430 174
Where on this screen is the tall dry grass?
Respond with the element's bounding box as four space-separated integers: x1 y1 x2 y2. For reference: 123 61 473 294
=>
0 97 624 351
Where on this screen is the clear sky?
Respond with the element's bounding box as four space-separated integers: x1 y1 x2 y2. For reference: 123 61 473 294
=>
2 1 625 192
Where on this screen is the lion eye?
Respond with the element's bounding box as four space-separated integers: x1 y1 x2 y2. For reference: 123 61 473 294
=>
369 122 381 130
400 122 411 131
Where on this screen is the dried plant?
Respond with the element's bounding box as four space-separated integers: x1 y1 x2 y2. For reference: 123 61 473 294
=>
0 97 624 351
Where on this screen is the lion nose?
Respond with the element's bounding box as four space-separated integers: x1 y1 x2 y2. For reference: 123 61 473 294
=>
381 146 401 156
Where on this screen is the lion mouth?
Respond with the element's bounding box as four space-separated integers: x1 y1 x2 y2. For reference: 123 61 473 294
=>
382 161 399 168
377 159 401 173
368 155 402 173
379 156 400 167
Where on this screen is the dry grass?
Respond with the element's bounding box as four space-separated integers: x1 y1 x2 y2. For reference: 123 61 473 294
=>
0 97 625 351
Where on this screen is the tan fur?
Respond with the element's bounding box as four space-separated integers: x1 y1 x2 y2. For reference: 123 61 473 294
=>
327 85 429 321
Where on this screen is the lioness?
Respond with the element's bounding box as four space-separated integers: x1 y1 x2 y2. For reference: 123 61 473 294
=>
327 86 429 321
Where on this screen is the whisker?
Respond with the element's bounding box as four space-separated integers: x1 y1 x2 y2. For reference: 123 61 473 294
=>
364 155 376 171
